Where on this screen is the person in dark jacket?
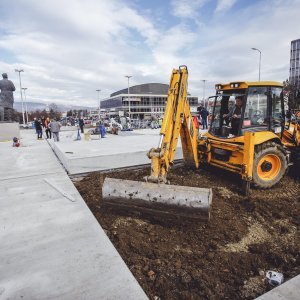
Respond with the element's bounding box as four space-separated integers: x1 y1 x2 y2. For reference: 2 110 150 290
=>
34 118 43 139
79 118 84 133
223 96 243 135
200 107 209 129
41 116 46 128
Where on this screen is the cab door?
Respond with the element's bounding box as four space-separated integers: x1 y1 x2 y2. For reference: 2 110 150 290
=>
269 86 284 135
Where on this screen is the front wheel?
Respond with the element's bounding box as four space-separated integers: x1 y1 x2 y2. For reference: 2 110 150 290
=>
252 142 288 188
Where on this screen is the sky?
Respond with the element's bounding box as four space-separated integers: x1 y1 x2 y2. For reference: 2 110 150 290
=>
0 0 299 107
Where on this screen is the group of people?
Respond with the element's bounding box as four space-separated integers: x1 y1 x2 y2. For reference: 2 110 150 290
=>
34 117 61 142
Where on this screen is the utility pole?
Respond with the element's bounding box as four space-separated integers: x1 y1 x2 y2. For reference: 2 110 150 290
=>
15 69 25 125
202 80 206 107
251 48 262 81
125 75 132 121
96 89 101 120
22 87 29 124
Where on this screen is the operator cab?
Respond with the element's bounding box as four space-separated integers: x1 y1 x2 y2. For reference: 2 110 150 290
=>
208 81 284 138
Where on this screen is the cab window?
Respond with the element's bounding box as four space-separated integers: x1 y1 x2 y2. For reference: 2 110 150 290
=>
271 87 283 129
243 87 268 128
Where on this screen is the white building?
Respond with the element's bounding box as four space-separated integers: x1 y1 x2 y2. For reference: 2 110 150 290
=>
100 83 198 120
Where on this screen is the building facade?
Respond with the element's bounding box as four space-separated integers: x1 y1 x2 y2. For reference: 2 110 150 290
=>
290 39 300 86
101 83 198 119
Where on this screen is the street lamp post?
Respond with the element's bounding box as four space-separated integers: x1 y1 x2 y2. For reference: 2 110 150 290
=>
202 80 207 107
125 75 132 121
251 48 262 81
96 89 101 120
15 69 25 125
22 87 29 124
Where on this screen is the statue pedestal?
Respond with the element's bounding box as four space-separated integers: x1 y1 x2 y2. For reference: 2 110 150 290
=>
0 122 20 142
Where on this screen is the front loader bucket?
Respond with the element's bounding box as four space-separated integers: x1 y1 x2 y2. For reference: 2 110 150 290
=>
102 178 212 222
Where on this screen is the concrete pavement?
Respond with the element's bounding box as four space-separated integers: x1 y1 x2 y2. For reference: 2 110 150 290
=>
0 130 148 299
49 128 183 174
256 275 300 300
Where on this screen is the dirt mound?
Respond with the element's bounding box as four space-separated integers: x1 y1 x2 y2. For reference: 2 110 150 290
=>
74 165 300 299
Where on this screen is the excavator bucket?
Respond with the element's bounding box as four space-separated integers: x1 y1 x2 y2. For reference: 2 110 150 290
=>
102 178 212 222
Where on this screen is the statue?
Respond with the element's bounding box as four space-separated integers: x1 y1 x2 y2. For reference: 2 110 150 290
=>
0 73 16 121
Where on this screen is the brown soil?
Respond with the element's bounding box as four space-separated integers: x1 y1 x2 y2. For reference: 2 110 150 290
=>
73 165 300 300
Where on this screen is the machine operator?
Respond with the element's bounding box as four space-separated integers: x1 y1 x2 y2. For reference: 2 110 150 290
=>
223 96 243 136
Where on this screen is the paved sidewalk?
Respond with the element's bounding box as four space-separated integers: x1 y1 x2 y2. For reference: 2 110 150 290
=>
256 275 300 300
47 128 184 174
0 130 147 299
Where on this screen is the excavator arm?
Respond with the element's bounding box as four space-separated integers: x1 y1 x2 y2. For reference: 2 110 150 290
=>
147 66 199 183
102 66 212 222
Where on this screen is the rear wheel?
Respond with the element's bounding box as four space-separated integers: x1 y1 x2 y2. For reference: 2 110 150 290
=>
253 142 288 188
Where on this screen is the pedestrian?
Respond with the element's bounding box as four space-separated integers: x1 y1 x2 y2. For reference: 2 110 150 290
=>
41 116 46 128
99 122 106 138
34 118 43 139
45 117 52 139
49 118 61 142
200 107 209 130
79 117 84 133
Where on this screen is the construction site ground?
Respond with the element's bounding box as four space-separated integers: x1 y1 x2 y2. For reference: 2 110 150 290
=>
74 165 300 300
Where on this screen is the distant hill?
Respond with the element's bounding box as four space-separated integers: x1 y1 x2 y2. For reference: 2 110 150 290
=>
13 101 94 112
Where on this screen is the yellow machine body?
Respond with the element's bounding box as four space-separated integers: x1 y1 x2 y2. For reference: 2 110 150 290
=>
102 66 299 221
198 131 280 181
148 67 300 194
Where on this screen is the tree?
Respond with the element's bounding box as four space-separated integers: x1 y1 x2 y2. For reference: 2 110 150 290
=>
12 109 22 123
283 79 300 109
48 103 62 120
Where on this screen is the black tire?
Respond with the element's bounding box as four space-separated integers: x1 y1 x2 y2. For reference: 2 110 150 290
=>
253 142 288 188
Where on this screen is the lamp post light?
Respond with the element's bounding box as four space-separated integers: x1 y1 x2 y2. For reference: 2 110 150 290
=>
251 48 262 81
125 75 132 121
15 69 25 125
96 89 101 120
202 79 207 107
22 87 29 124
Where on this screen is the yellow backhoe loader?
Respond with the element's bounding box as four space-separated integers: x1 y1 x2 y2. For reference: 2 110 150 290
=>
102 66 300 220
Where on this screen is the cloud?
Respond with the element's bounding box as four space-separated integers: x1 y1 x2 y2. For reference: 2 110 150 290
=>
215 0 237 13
170 0 208 19
0 0 299 106
0 0 161 105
